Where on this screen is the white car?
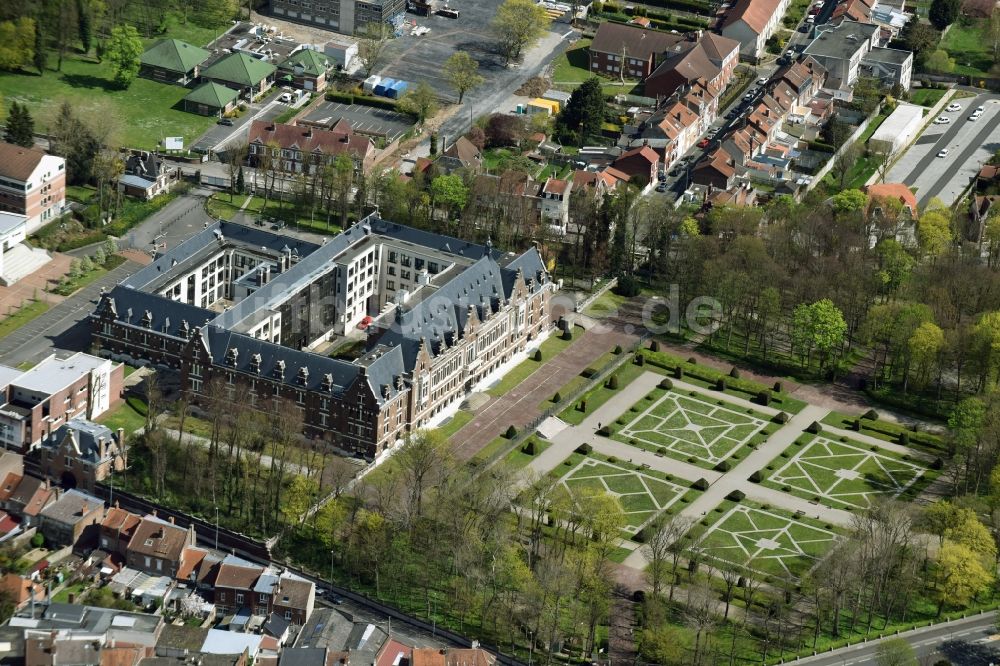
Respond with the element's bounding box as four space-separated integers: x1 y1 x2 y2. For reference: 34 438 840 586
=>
279 92 293 103
757 77 768 85
933 116 950 124
969 110 983 121
945 103 962 112
937 148 949 158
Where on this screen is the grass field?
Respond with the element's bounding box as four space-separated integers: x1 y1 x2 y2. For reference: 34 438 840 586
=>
438 410 474 439
487 328 581 397
554 456 689 531
0 300 50 341
206 194 345 235
940 18 994 78
98 396 149 435
908 88 947 107
0 14 227 149
559 360 646 426
612 388 769 467
764 435 930 510
696 503 840 578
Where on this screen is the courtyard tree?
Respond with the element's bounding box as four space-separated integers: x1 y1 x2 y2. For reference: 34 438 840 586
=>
0 17 35 71
917 198 953 258
554 77 606 145
875 637 917 666
357 22 391 78
106 24 143 88
398 81 438 126
924 48 956 73
492 0 551 65
3 101 34 147
395 429 452 523
443 52 484 104
791 299 847 371
430 174 468 221
929 0 961 29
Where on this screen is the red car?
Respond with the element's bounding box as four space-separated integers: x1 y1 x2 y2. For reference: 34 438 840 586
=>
697 138 710 149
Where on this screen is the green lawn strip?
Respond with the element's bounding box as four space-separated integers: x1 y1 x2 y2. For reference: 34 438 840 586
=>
690 498 843 580
696 334 865 387
940 17 993 78
53 581 90 604
437 410 474 439
759 432 937 511
207 193 345 235
0 300 51 341
908 88 947 107
643 347 807 414
502 437 551 470
610 386 775 470
820 410 945 455
583 289 631 318
97 396 149 435
470 435 512 465
161 412 215 439
607 546 633 563
558 361 648 425
51 255 127 296
488 327 583 397
552 38 593 83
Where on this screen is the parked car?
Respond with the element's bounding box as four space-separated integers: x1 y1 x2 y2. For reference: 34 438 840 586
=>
217 118 234 126
933 116 950 124
937 148 950 158
279 92 293 103
945 103 962 112
697 138 710 149
437 6 459 17
655 183 667 192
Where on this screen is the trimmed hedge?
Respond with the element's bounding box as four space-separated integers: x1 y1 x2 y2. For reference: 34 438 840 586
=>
726 490 745 502
576 443 593 454
325 90 408 113
606 375 619 390
581 367 598 378
691 478 709 491
658 378 673 390
749 470 763 483
729 367 741 379
862 409 879 420
533 349 542 362
597 425 612 436
614 344 623 354
635 354 645 366
715 377 726 391
756 390 771 407
505 425 518 439
714 460 730 472
806 421 822 434
522 439 537 455
772 411 790 424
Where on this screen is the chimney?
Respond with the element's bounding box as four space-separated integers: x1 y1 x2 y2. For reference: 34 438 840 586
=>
98 436 106 460
80 501 88 516
169 516 175 524
116 427 124 446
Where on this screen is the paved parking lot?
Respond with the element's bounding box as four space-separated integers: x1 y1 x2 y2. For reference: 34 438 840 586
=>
377 0 513 100
300 101 415 141
885 92 1000 207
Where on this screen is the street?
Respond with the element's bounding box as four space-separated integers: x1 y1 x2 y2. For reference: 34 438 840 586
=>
795 612 1000 666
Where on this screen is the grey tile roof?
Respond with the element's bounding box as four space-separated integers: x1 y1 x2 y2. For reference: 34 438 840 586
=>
40 489 104 524
96 285 215 339
44 419 117 463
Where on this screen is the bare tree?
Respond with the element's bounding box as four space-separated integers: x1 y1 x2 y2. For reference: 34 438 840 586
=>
396 429 452 524
357 22 392 78
641 514 692 598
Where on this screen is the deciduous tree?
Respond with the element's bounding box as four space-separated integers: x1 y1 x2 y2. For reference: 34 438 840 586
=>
443 52 484 104
492 0 550 65
929 0 960 29
398 81 438 126
357 22 391 78
0 17 35 71
106 24 142 88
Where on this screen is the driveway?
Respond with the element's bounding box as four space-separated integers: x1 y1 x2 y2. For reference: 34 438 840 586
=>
885 92 1000 207
190 96 286 155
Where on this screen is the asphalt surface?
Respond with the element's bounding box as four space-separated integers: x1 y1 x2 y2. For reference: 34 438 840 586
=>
0 192 215 367
885 93 1000 207
190 96 287 155
301 101 415 141
796 612 1000 666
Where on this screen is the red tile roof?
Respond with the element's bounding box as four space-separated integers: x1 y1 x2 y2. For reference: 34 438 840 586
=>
720 0 784 34
0 141 47 182
249 120 373 162
865 183 918 213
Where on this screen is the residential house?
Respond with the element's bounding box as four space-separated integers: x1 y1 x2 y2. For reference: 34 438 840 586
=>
272 574 315 625
865 182 918 218
539 178 572 234
691 148 737 190
0 141 66 233
412 648 497 666
720 0 794 60
183 81 241 117
201 51 277 99
38 419 126 493
126 514 196 577
119 151 178 201
802 21 880 96
99 504 141 559
610 146 660 187
436 136 483 174
214 554 265 616
375 639 413 666
774 56 828 106
37 488 104 549
0 352 123 453
588 22 685 79
645 32 740 99
279 48 333 92
571 169 618 200
248 120 377 175
177 545 223 592
4 475 53 526
0 573 44 612
139 39 211 85
860 47 913 91
831 0 874 23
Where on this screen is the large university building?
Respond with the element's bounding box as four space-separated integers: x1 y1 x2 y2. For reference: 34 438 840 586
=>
90 216 557 459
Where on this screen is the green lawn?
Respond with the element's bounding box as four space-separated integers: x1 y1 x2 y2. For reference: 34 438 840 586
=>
52 255 126 296
761 434 934 510
695 502 840 579
908 88 947 107
552 38 594 84
611 387 770 468
559 360 647 426
98 396 149 435
437 410 474 439
0 13 228 149
487 329 581 397
0 300 50 341
207 193 345 235
502 437 551 470
941 17 994 79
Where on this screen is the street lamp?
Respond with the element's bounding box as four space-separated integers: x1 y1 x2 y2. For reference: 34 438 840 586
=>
528 629 534 666
214 506 220 551
329 549 335 585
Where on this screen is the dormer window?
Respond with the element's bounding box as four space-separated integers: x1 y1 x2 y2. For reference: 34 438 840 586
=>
297 366 309 385
250 354 262 374
226 347 239 367
321 373 333 391
274 359 286 379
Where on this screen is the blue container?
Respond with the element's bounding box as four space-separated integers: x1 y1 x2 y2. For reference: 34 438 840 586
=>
374 78 396 97
387 80 408 99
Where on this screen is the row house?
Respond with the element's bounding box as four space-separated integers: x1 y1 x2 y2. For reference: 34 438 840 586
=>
213 555 315 625
37 488 104 549
720 0 794 61
773 56 829 107
645 32 740 100
248 119 377 176
627 79 719 170
38 419 127 493
0 141 66 233
587 22 687 79
100 511 196 578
